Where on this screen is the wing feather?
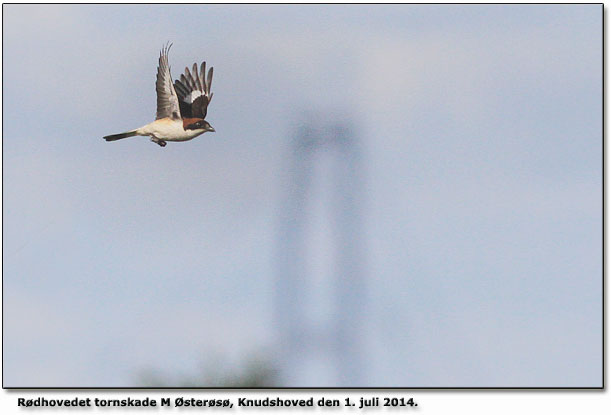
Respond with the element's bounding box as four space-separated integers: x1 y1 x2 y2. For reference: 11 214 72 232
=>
199 62 206 92
174 79 189 97
184 66 197 91
192 63 202 92
174 60 213 119
206 67 213 101
200 62 206 92
155 43 181 120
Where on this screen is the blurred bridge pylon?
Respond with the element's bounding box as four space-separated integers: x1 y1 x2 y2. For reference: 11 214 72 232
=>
275 118 366 386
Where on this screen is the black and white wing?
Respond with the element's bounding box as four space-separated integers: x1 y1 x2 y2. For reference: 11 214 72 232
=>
155 44 182 120
174 62 213 119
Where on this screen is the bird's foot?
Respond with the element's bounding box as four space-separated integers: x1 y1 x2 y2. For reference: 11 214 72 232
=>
151 138 167 147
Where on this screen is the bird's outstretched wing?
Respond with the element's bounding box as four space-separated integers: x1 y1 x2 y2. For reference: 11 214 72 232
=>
155 44 182 120
174 62 213 119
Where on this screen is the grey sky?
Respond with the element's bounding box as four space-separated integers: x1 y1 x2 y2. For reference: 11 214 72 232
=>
2 4 602 387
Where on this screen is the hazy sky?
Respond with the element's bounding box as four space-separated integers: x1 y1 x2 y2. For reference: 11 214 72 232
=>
2 4 602 387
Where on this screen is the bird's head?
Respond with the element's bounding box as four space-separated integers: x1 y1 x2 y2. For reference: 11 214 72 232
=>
186 119 215 132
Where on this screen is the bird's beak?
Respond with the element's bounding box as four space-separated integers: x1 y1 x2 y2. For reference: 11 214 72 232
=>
208 126 216 132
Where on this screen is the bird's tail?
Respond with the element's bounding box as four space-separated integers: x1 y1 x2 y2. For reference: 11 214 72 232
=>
103 130 138 142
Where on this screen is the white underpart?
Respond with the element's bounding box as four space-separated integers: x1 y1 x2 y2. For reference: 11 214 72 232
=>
136 119 206 142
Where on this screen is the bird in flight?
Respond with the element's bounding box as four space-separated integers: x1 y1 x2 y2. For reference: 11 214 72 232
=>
104 44 215 147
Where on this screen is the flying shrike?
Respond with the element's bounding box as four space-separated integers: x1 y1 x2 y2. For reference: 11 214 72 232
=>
104 44 215 147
